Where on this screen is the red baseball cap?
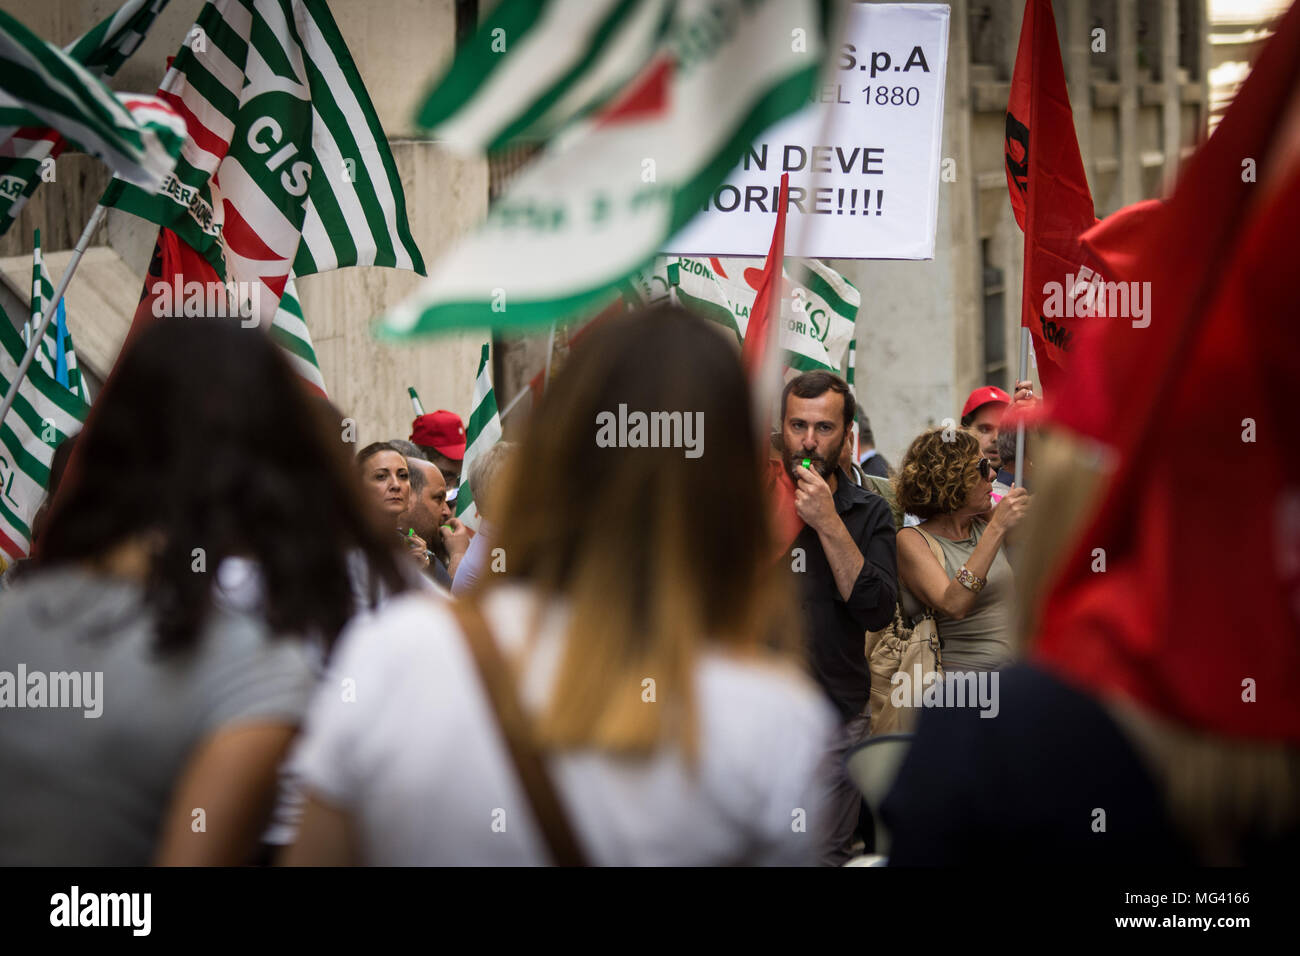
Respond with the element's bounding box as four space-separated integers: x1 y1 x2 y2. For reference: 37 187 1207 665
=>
961 386 1011 421
411 410 466 460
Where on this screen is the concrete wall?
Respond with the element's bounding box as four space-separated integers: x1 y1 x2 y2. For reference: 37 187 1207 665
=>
0 0 487 449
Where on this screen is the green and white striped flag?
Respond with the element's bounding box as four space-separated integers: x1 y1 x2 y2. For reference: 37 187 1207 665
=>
377 0 829 339
455 342 502 532
626 254 859 375
628 253 740 339
0 302 88 562
268 273 327 397
66 0 171 77
0 0 172 234
418 0 673 154
101 0 425 324
0 8 185 204
28 228 89 403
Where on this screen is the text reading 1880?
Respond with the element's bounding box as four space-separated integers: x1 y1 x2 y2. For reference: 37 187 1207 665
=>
863 87 920 106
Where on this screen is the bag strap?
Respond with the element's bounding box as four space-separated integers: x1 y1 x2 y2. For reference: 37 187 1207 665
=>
900 526 948 623
910 525 948 571
449 599 590 867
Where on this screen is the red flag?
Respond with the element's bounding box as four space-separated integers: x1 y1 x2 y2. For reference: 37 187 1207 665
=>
129 228 223 335
741 173 803 552
741 172 789 376
1032 0 1300 744
119 227 325 400
1005 0 1099 393
763 457 804 558
1078 199 1165 283
1045 197 1164 436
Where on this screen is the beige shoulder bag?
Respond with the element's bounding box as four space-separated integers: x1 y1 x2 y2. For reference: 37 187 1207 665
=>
866 527 946 735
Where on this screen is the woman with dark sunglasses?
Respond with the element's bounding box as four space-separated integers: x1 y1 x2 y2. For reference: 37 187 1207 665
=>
891 428 1029 673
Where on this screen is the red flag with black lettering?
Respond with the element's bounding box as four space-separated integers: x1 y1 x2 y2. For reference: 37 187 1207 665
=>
1032 0 1300 744
127 227 223 342
1005 0 1098 393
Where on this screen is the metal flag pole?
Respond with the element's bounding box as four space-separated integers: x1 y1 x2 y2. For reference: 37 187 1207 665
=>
847 338 858 462
0 203 107 433
543 319 557 394
1014 326 1030 487
497 384 532 423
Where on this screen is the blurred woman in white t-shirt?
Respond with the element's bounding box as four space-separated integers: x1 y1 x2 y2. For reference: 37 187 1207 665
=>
285 306 838 866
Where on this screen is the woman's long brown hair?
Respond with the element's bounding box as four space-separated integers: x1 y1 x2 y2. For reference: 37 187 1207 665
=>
485 306 802 762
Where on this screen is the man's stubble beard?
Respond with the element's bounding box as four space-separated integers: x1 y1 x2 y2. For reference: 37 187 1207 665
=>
783 433 846 482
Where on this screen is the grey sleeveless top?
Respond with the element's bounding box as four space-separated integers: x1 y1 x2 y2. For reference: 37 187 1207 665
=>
901 519 1014 672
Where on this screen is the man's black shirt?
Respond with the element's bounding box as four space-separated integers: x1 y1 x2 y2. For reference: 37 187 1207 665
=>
786 466 898 721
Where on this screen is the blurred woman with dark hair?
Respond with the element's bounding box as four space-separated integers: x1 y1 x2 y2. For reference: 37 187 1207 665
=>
286 306 837 865
0 317 407 866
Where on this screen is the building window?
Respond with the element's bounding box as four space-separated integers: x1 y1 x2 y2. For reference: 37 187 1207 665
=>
1178 0 1200 76
1092 0 1118 80
1137 0 1159 74
969 3 1000 69
981 239 1007 391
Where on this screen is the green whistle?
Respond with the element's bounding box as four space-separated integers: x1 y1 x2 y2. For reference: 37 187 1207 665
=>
801 457 811 470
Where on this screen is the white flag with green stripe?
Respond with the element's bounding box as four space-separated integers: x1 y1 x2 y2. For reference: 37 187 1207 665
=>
28 228 89 403
455 342 501 532
377 0 829 339
627 254 859 375
0 0 172 234
418 0 673 154
66 0 171 77
0 7 185 202
269 273 327 397
0 303 89 562
101 0 425 324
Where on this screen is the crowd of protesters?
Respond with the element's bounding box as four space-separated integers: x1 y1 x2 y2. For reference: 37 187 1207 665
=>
0 307 1294 867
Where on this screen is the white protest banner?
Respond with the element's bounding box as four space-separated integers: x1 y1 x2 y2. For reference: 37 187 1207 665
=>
664 3 949 260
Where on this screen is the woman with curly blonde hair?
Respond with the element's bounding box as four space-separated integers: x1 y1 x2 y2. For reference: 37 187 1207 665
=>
893 427 1028 671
